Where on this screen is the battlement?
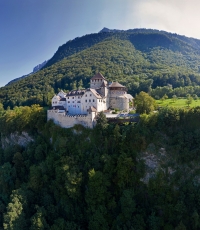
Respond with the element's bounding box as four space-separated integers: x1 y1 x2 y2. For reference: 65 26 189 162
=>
47 110 96 129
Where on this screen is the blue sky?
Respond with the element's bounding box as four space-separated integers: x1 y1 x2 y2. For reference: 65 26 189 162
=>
0 0 200 87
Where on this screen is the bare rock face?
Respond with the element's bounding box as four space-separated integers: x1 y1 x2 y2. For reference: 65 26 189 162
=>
140 144 168 183
1 132 34 149
33 60 47 73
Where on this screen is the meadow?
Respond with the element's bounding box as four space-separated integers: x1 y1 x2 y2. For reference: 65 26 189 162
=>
156 98 200 108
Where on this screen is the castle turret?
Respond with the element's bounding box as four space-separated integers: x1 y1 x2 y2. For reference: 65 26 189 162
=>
90 72 107 89
109 82 127 97
109 82 129 111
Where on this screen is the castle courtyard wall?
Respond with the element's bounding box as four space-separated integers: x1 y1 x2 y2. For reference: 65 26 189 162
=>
47 110 95 129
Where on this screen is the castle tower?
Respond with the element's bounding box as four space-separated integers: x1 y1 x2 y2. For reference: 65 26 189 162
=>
109 82 127 97
109 82 129 111
90 72 107 89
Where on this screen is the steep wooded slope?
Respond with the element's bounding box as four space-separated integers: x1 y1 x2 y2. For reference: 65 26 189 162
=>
45 28 200 68
1 106 200 229
2 29 200 108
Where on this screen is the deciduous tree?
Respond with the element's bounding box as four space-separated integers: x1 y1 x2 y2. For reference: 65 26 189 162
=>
135 91 156 114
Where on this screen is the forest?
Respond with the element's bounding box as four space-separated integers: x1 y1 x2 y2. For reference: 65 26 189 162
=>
2 29 200 109
0 104 200 229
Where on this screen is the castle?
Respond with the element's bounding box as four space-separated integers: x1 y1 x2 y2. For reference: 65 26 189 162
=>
47 73 133 128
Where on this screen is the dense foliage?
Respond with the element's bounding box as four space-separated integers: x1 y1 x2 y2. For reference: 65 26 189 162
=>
1 105 200 229
2 29 200 108
135 91 156 114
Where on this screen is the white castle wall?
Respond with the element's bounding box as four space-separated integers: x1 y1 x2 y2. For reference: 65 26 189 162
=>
81 92 98 114
47 110 96 129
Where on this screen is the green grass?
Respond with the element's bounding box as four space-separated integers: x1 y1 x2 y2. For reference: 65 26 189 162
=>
156 98 200 108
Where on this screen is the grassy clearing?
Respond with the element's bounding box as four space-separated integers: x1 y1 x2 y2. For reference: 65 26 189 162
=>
156 98 200 108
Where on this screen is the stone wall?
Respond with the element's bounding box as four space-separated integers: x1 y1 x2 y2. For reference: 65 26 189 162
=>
109 97 129 111
47 110 96 129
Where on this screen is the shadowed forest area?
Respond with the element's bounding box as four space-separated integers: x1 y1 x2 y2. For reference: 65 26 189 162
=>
0 104 200 229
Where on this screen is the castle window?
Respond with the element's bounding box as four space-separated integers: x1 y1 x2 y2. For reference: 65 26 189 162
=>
90 94 92 96
68 101 70 103
72 97 74 99
85 94 87 97
85 100 87 102
93 99 95 102
89 100 91 102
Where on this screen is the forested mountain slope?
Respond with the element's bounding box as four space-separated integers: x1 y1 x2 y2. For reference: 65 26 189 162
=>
2 29 200 108
45 28 200 68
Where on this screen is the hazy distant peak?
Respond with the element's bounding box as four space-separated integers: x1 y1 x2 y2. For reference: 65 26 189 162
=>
6 60 47 86
99 27 123 33
33 60 47 73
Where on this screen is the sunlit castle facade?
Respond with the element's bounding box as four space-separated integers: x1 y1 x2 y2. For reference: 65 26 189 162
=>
48 73 133 128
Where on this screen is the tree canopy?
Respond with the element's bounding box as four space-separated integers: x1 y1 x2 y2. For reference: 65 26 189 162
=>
135 91 156 114
0 105 200 228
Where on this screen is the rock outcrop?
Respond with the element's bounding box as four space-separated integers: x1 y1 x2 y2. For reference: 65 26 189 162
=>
1 131 34 149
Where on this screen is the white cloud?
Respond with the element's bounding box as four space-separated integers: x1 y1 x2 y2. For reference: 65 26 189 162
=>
124 0 200 38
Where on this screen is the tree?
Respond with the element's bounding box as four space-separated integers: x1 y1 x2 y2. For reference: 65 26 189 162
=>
135 91 156 114
30 206 49 230
172 94 177 102
175 221 187 230
95 112 108 130
161 94 168 101
77 79 83 89
186 94 193 107
3 189 27 230
193 94 198 101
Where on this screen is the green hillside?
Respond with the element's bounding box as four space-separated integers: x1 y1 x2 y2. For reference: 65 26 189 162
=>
45 28 200 68
2 29 200 108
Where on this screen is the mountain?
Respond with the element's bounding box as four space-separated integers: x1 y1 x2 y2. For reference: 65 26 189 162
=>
43 28 200 69
6 60 47 86
2 28 200 108
99 27 124 33
32 60 47 73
